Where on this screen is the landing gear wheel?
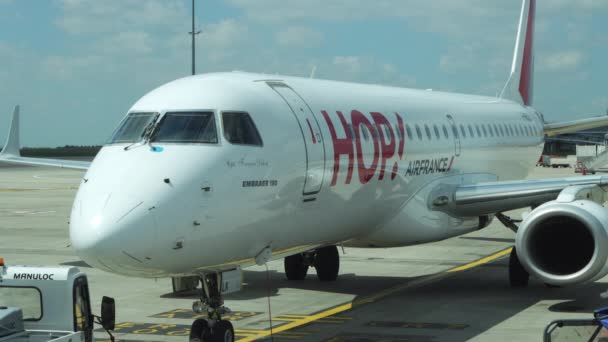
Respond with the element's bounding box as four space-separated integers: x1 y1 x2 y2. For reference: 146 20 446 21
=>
211 320 234 342
190 273 234 342
314 246 340 281
189 318 210 342
285 254 308 280
509 247 529 287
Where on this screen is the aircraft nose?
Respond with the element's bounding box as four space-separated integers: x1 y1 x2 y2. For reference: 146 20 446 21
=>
69 190 157 275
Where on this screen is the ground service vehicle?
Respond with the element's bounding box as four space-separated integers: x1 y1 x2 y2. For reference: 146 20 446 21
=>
544 307 608 342
0 258 116 342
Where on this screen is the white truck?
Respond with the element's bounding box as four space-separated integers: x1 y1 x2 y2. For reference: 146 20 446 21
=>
0 258 115 342
542 154 577 168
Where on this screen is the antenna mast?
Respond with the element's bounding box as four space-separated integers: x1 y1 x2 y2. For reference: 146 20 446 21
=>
189 0 201 75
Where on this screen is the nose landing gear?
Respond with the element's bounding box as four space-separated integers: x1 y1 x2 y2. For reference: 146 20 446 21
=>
189 272 238 342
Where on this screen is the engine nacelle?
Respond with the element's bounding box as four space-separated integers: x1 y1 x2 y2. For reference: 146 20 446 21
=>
516 199 608 286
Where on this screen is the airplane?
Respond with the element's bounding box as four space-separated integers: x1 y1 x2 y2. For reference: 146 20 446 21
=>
3 0 608 340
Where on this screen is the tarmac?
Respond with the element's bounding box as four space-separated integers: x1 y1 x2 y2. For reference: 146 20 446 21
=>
1 164 607 341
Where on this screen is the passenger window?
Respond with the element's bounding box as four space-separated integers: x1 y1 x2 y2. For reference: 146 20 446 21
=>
222 112 263 146
406 124 413 140
499 124 505 137
460 124 466 138
433 125 440 139
371 125 378 139
468 125 474 138
475 124 481 137
348 124 355 140
383 124 391 139
488 124 494 137
451 125 459 138
361 125 370 141
152 112 217 143
415 125 423 140
442 125 449 139
481 124 487 137
395 124 402 140
109 112 158 144
424 124 432 140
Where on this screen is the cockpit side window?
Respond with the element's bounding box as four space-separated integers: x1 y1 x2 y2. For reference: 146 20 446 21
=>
108 112 157 144
222 112 263 146
151 112 217 144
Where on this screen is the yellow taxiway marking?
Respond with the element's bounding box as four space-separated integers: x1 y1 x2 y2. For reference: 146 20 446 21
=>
236 246 513 342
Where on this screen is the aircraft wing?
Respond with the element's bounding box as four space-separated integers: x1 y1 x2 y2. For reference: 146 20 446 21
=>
432 175 608 217
544 116 608 137
0 106 91 171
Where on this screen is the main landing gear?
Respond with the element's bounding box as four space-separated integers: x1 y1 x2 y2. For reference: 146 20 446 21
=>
509 247 529 287
284 245 340 281
189 273 235 342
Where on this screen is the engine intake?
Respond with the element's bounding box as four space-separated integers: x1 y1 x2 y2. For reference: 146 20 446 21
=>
516 200 608 286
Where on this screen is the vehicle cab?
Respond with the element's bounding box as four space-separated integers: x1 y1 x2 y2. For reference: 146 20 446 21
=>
0 258 115 342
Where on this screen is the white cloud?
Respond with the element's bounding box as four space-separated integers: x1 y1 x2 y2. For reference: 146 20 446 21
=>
544 0 608 10
42 55 103 80
55 0 187 35
200 19 248 48
275 26 324 48
333 56 362 74
100 31 153 55
540 51 585 72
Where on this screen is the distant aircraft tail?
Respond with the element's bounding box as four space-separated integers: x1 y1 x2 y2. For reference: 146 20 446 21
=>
0 105 91 170
500 0 535 106
1 105 21 157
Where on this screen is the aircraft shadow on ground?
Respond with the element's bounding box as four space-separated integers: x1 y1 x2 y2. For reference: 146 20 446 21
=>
161 258 608 340
160 269 418 300
376 259 608 340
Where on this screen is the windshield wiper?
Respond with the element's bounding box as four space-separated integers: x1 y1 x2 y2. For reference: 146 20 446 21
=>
124 114 160 151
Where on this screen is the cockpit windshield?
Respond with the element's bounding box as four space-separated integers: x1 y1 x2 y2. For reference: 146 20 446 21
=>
151 112 218 144
108 112 157 144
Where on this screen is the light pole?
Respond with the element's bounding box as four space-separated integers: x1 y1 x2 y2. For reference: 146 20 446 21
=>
189 0 201 75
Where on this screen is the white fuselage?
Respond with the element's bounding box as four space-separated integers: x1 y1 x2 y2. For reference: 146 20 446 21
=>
69 72 544 277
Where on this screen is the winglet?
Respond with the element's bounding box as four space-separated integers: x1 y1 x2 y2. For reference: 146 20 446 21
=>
500 0 535 106
1 105 21 157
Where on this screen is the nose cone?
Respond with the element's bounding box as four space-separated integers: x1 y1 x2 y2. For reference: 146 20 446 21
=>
70 189 158 276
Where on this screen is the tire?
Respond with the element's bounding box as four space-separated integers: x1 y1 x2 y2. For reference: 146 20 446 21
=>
211 320 234 342
315 246 340 281
509 247 529 287
285 254 308 280
190 318 210 342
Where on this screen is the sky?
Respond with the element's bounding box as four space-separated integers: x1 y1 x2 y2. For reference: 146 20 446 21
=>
0 0 607 147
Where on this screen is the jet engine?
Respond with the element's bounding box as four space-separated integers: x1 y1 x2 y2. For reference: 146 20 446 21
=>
516 198 608 286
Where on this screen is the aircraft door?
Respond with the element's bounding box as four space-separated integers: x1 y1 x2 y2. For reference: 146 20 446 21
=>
267 82 325 195
446 114 461 157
